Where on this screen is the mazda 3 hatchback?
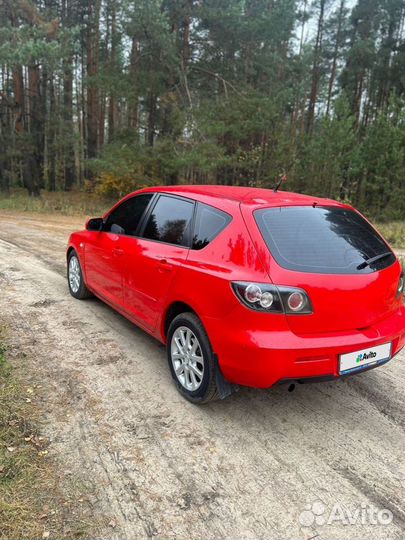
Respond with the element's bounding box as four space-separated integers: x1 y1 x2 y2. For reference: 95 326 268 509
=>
67 186 405 403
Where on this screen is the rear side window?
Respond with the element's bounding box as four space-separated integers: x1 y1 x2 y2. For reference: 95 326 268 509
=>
192 203 231 250
104 193 153 236
142 195 194 246
255 206 395 274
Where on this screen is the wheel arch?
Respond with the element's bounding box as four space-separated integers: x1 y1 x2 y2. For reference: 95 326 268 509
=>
161 301 199 343
163 301 235 401
66 243 88 285
66 245 75 260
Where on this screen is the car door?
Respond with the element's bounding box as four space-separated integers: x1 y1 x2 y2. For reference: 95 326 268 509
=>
84 193 154 308
121 194 195 331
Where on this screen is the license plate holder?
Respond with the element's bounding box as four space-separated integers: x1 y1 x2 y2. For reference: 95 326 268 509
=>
339 342 392 375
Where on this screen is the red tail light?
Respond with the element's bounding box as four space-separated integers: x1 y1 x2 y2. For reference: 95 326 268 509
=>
231 282 313 314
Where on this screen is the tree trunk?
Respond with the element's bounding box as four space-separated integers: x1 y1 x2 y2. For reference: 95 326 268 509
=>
63 63 76 190
62 0 76 190
147 92 156 147
7 0 59 196
27 64 43 196
181 2 191 67
48 73 56 191
86 0 101 177
108 4 118 142
98 93 105 147
129 38 139 132
12 66 25 134
326 0 345 116
306 0 325 132
299 0 308 56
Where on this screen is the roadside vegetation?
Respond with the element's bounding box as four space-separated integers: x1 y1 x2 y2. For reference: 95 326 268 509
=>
0 328 88 539
376 222 405 252
0 189 112 218
0 189 404 252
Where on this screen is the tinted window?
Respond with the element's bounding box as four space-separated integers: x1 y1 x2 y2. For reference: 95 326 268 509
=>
142 195 194 246
104 194 153 236
192 203 231 249
255 206 395 274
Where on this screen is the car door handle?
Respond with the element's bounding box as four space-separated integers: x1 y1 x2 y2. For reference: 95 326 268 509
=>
112 248 124 257
157 259 173 272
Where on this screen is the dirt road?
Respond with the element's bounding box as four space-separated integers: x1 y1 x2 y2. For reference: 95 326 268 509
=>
0 210 404 540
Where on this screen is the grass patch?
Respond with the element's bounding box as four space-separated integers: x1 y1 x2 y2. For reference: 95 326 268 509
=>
1 189 403 252
0 189 113 217
0 330 88 539
375 221 405 251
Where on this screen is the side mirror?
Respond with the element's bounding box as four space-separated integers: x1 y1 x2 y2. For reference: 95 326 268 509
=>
86 217 103 231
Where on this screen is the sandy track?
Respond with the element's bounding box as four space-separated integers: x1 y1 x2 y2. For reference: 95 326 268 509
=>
0 210 404 540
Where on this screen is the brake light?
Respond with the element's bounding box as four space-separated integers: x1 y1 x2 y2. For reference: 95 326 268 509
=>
231 282 313 314
287 291 306 312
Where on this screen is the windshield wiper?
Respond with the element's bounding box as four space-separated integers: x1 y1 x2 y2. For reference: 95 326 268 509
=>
357 252 392 270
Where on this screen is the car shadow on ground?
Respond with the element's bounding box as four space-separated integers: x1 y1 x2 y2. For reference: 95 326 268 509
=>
83 295 400 437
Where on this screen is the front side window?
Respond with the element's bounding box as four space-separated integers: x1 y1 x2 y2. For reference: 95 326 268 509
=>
255 206 396 274
104 194 153 236
142 195 194 246
192 203 231 249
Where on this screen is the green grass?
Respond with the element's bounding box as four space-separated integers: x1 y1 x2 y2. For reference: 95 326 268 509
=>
375 221 405 251
1 189 403 251
0 330 88 539
0 189 113 217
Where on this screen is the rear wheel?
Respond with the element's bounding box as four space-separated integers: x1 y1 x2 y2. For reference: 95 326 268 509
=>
167 312 220 404
67 250 92 299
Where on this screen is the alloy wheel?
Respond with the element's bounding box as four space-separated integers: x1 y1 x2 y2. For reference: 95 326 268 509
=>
68 255 81 293
170 326 205 391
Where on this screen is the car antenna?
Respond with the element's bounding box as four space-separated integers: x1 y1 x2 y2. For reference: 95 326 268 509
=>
273 171 287 192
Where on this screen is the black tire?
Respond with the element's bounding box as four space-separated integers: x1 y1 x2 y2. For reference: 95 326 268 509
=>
167 312 220 404
67 250 93 300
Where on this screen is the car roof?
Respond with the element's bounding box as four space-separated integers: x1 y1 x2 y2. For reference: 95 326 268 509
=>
136 185 343 210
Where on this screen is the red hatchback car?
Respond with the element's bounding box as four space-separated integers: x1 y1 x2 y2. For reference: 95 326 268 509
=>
67 186 405 403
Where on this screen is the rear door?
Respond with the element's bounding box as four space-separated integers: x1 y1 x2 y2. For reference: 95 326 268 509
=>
252 205 401 334
121 194 194 331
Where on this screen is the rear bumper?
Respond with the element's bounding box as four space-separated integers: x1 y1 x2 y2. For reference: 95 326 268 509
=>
204 305 405 388
276 355 395 386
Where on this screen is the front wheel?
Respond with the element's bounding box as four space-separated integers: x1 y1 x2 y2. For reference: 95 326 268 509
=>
167 312 220 404
67 250 93 300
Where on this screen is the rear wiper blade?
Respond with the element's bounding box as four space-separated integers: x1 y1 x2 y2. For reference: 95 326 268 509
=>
357 252 392 270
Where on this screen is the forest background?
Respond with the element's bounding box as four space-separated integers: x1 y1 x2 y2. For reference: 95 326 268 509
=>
0 0 404 222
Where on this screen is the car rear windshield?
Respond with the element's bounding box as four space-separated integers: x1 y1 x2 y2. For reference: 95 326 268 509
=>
255 206 396 274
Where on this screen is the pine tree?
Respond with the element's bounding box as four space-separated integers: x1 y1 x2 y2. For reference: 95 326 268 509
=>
0 0 403 217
